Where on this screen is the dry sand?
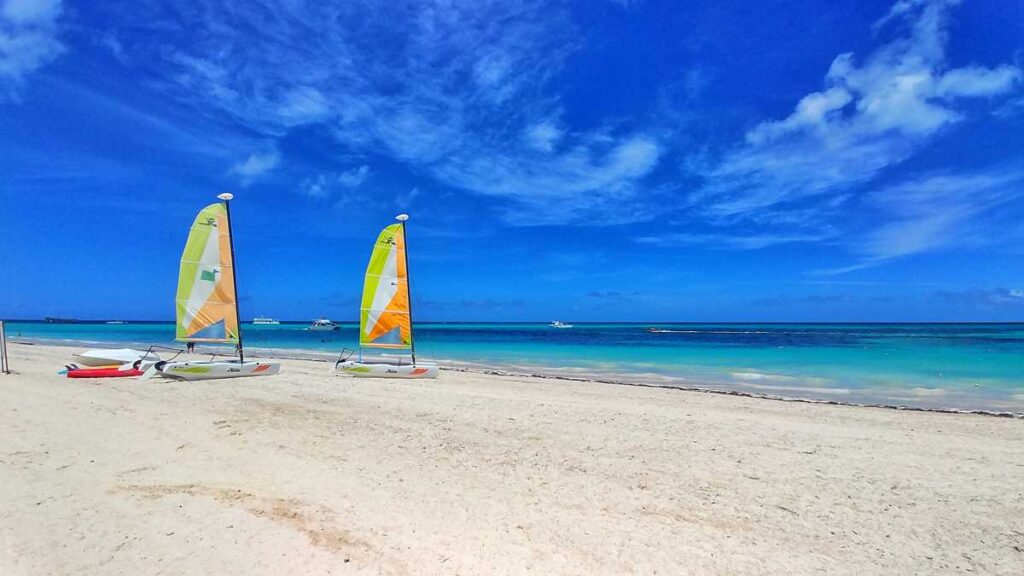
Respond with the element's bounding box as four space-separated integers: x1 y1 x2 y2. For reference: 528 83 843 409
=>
1 343 1023 575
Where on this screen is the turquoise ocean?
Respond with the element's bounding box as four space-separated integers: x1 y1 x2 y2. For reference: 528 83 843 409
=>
5 321 1023 413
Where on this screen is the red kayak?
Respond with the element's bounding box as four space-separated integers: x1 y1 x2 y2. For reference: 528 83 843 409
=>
67 367 143 379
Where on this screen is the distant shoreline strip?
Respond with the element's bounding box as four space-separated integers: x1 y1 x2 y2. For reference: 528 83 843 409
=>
13 338 1022 419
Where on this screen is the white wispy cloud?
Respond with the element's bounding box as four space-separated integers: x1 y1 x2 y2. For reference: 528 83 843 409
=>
0 0 64 96
691 0 1021 227
636 231 832 250
2 0 60 23
276 86 331 126
437 134 663 224
300 165 371 198
44 75 249 160
817 168 1024 274
649 0 1024 274
994 95 1024 118
934 287 1024 307
122 0 666 225
100 33 127 64
524 121 562 152
396 187 421 209
336 164 370 188
300 174 330 199
229 149 280 183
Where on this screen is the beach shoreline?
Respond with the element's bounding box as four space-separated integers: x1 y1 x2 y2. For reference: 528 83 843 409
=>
2 343 1023 575
11 338 1023 418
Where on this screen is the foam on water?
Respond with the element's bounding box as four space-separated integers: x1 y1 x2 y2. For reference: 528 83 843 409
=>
6 321 1023 413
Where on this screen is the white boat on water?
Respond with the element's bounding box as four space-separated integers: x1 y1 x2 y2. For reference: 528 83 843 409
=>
308 318 339 331
72 348 160 367
252 316 280 325
335 214 438 379
550 320 574 328
142 193 280 381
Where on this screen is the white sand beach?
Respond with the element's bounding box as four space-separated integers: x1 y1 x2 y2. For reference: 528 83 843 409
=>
2 343 1022 575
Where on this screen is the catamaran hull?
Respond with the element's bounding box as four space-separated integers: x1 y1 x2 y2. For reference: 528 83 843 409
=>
67 367 144 378
335 361 438 379
155 360 281 381
72 348 161 367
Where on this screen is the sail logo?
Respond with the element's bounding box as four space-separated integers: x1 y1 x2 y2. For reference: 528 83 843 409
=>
201 217 218 227
201 268 218 282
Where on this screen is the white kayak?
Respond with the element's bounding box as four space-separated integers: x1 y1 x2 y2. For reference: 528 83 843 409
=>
145 360 281 381
335 359 438 379
72 348 161 367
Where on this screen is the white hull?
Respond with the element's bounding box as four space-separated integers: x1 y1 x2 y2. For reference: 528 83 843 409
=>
335 360 438 379
307 326 338 331
72 348 161 367
154 360 281 381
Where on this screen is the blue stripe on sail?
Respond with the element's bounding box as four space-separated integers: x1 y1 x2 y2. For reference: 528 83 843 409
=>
189 319 226 340
371 326 403 345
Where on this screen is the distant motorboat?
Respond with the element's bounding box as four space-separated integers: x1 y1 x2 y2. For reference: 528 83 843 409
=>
550 320 574 329
252 316 280 325
105 320 126 325
308 318 339 331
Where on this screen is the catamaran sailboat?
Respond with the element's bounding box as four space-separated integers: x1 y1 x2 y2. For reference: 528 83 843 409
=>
335 214 438 378
142 193 281 380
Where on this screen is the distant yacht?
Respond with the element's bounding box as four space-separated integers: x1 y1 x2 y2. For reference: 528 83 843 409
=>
308 317 339 331
252 316 280 325
550 320 574 329
105 320 126 325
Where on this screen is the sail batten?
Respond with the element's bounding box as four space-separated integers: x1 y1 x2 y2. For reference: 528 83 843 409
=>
175 202 239 343
359 223 412 349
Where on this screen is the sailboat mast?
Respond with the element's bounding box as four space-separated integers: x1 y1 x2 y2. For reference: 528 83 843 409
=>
396 213 415 365
219 192 244 363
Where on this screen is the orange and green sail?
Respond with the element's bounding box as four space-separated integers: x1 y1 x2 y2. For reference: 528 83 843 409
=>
360 223 412 349
175 202 239 343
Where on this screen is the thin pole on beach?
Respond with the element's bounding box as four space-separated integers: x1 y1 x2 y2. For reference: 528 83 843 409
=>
219 193 244 364
396 214 416 366
1 320 9 374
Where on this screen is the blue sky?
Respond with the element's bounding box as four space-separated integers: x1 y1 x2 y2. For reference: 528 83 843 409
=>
1 0 1023 321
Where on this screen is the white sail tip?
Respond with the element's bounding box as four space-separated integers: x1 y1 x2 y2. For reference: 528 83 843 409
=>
395 213 409 222
218 192 234 201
